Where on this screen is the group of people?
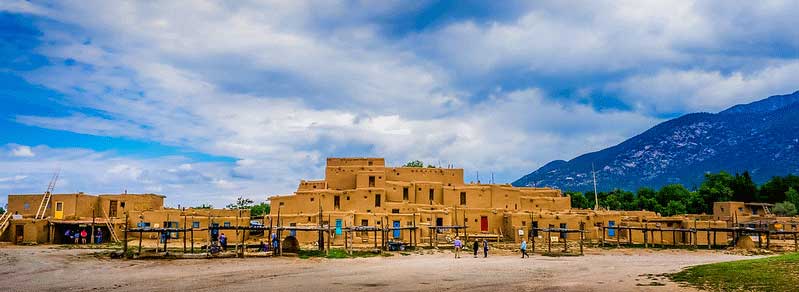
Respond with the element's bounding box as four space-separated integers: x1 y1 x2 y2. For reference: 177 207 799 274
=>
452 237 530 258
64 228 103 244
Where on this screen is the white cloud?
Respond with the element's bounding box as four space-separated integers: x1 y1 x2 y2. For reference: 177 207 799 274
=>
10 145 35 157
612 61 799 114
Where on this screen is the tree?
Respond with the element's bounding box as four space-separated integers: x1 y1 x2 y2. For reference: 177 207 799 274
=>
697 172 734 213
0 207 4 214
568 192 591 209
759 175 799 203
731 171 757 202
403 160 424 167
226 196 254 209
250 203 271 217
661 200 687 217
785 187 799 208
773 201 798 216
192 204 213 209
635 188 661 212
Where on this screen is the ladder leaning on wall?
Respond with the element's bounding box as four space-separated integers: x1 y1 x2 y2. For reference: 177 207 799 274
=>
35 170 60 220
0 212 12 237
99 205 120 243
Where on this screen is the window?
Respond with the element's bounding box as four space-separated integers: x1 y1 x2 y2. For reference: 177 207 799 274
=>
224 222 231 227
55 202 63 211
361 219 369 226
23 202 30 210
429 189 434 202
392 209 400 214
369 176 376 187
460 192 466 205
522 221 526 226
403 187 409 201
334 196 341 210
138 222 151 228
368 161 373 166
310 197 314 202
374 194 381 207
192 221 200 228
279 202 285 206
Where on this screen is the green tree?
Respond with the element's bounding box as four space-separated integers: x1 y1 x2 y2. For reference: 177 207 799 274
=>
697 172 734 213
0 207 5 214
250 203 271 217
661 200 687 216
192 204 213 209
773 201 798 216
603 193 622 211
226 197 254 209
758 175 799 203
731 171 757 202
403 160 424 167
635 187 661 212
785 187 799 207
567 192 591 209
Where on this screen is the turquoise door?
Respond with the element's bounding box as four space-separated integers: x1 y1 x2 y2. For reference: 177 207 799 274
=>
335 219 342 235
608 221 616 237
393 221 401 239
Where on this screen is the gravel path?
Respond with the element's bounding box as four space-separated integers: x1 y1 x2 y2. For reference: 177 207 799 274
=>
0 246 759 291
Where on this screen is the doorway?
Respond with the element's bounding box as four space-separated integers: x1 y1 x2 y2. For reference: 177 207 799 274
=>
480 216 488 233
15 225 24 244
109 200 118 218
55 201 64 219
393 221 401 239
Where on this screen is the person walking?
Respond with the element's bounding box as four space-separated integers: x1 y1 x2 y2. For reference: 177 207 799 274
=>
520 240 529 258
472 239 479 258
453 237 462 258
219 233 228 251
482 239 489 258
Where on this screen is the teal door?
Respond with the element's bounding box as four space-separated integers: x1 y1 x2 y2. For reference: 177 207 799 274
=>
393 221 401 239
335 219 342 235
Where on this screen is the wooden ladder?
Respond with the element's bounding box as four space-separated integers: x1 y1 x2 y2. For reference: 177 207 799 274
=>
35 171 59 220
100 205 120 243
0 212 11 237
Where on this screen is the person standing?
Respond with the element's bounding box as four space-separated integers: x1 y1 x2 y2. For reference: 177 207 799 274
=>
95 228 103 244
79 229 88 244
453 237 462 258
482 239 489 258
219 233 228 251
472 239 479 258
520 240 529 258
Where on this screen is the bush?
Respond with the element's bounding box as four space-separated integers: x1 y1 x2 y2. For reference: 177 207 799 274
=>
773 201 797 216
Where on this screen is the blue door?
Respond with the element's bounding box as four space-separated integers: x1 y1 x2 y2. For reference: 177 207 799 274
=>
335 219 342 235
393 221 401 239
608 221 616 237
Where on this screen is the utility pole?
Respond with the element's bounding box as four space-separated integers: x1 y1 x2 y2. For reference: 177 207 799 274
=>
592 163 599 211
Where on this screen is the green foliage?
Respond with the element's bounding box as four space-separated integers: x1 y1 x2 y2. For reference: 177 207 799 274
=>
773 201 797 216
426 164 436 168
403 160 424 167
0 207 5 214
298 248 381 259
660 200 687 216
192 204 213 209
731 171 757 202
567 192 591 209
759 174 799 203
670 252 799 292
785 187 799 207
226 196 254 209
250 203 270 217
697 172 734 213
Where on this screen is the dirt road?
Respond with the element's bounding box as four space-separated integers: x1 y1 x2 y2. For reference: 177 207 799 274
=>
0 246 757 291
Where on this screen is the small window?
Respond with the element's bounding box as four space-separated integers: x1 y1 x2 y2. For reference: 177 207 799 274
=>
24 202 30 210
403 187 409 201
120 202 126 208
192 222 200 228
279 202 285 206
334 196 341 209
369 176 376 187
55 202 63 211
522 221 526 226
460 192 466 205
429 189 434 202
375 194 381 207
392 209 400 214
368 161 373 166
138 222 151 228
310 197 314 202
224 222 231 227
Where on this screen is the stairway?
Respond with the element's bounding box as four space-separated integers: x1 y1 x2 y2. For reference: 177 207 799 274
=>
35 171 59 220
100 205 120 242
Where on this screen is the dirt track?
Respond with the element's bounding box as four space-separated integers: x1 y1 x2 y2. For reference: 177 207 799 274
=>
0 246 758 291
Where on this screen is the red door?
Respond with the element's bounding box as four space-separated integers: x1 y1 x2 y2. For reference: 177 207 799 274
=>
480 216 488 232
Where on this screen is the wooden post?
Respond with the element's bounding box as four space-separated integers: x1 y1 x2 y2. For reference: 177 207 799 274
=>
643 226 648 248
123 223 128 255
138 229 143 255
707 228 711 250
163 231 168 255
240 228 245 258
563 230 567 253
713 230 717 248
758 231 762 248
531 230 536 254
374 229 378 249
672 230 676 247
579 222 584 256
601 227 605 247
547 229 551 253
183 214 187 253
766 230 770 249
191 228 194 253
429 227 433 248
628 227 632 246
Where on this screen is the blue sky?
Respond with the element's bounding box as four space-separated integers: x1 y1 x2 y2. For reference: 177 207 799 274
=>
2 1 799 207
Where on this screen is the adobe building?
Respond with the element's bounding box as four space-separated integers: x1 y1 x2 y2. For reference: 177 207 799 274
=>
0 192 250 245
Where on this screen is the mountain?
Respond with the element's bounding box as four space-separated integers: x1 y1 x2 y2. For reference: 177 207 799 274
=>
513 91 799 191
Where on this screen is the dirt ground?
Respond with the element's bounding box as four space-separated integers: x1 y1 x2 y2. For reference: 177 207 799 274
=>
0 246 760 292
